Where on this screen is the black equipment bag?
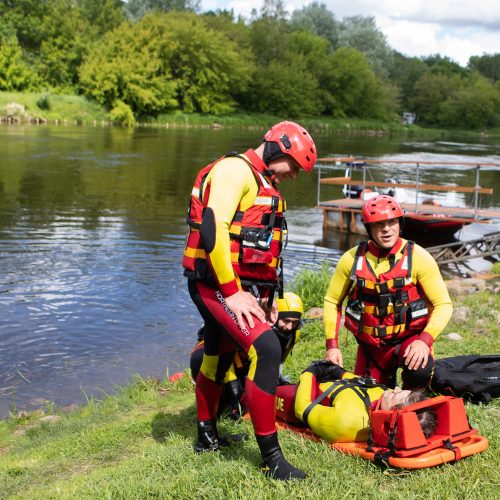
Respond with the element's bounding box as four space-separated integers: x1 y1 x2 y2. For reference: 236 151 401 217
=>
431 355 500 403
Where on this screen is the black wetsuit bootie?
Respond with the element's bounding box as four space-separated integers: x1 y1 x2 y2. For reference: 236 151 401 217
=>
194 420 247 453
256 432 307 480
194 420 220 452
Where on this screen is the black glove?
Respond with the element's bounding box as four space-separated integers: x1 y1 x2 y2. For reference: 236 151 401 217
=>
302 360 346 382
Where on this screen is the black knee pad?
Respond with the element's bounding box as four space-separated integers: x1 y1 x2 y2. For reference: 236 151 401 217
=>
251 330 282 394
190 346 204 381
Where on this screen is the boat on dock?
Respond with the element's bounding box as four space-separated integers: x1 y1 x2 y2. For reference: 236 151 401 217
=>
317 157 500 244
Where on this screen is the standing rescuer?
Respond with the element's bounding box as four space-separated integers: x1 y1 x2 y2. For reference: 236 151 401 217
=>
324 195 453 389
182 122 316 480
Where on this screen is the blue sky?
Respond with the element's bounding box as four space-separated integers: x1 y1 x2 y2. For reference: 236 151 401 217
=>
200 0 500 66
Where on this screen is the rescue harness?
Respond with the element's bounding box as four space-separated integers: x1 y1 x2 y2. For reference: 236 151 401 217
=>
344 240 429 347
182 150 287 298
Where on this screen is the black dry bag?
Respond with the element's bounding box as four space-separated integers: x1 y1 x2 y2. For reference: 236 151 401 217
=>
432 354 500 404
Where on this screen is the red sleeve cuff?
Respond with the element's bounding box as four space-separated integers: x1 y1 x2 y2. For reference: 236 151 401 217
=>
326 338 339 350
219 280 240 297
418 331 434 347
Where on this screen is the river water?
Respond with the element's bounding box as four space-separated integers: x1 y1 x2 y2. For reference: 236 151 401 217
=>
1 124 499 417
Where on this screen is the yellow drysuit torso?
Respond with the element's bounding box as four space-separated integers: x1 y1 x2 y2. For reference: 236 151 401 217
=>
294 371 385 443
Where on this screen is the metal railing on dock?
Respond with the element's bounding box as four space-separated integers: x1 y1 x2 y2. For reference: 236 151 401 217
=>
316 158 500 232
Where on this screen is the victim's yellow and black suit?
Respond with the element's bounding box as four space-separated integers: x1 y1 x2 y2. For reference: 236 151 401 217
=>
293 370 384 443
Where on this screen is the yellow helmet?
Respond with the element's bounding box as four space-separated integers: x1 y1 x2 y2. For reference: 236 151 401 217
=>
277 292 303 319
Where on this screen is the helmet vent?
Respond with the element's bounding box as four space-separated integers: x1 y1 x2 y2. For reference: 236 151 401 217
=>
280 134 292 150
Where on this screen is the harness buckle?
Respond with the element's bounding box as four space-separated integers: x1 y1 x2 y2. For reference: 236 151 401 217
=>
357 376 378 388
378 294 391 308
375 326 387 338
356 278 366 288
393 277 405 288
375 282 389 294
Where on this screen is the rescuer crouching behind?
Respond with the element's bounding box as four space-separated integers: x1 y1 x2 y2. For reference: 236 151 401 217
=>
190 292 304 419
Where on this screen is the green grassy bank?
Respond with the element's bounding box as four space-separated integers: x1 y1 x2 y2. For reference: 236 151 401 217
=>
1 267 499 499
2 91 500 138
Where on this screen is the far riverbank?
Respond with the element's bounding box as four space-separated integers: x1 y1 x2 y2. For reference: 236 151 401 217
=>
2 91 500 139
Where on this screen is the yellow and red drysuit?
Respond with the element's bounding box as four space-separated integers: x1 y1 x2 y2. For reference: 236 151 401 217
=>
183 150 287 436
324 238 452 388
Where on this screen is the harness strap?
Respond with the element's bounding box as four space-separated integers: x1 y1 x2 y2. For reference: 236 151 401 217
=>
350 242 367 281
406 241 414 278
302 381 339 427
302 378 377 427
443 439 462 461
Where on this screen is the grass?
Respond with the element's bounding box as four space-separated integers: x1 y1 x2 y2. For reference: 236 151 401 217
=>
2 90 500 138
0 91 108 123
0 270 499 499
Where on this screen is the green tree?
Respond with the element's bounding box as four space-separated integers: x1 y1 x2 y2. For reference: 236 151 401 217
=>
259 0 288 20
388 52 428 111
411 73 462 125
0 34 37 90
439 74 500 129
79 19 178 114
0 0 48 51
422 54 466 77
164 12 254 113
125 0 200 20
250 15 291 64
290 2 339 49
468 53 500 82
288 30 335 113
80 12 253 115
328 47 395 119
201 10 251 48
247 58 323 117
79 0 126 36
37 0 95 90
337 16 393 78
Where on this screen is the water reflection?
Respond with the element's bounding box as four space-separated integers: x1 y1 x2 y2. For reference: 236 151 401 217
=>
0 125 499 417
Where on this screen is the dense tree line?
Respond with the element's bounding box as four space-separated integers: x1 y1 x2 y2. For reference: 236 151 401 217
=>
1 0 500 129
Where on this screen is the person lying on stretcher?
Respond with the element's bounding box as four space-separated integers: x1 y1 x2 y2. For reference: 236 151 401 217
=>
279 360 437 443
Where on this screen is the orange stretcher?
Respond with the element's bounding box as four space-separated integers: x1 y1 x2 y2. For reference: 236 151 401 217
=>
274 390 489 469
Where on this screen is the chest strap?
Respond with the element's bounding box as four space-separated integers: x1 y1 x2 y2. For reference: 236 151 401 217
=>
302 378 380 427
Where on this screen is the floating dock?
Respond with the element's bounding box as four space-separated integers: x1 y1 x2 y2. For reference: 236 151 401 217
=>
317 158 500 239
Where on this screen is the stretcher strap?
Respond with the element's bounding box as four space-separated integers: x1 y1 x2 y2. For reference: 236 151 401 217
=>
443 439 462 461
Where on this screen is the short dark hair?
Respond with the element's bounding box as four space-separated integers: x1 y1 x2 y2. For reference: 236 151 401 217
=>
397 390 438 438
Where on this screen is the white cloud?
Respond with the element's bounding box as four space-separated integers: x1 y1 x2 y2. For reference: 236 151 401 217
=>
200 0 500 66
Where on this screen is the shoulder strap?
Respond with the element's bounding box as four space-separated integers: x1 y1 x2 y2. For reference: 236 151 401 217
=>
405 240 414 278
350 241 367 281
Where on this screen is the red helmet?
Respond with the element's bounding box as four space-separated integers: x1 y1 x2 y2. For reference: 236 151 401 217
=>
361 195 404 224
264 121 316 173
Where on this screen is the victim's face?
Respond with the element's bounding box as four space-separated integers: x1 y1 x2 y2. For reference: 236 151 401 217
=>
380 387 412 410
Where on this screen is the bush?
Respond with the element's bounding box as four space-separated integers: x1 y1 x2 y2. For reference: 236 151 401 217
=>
290 261 332 312
109 100 136 126
36 93 51 110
